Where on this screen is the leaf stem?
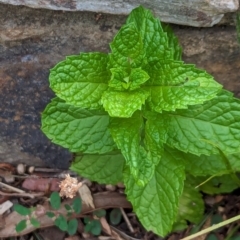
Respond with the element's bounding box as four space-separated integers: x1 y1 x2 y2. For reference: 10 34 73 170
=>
181 214 240 240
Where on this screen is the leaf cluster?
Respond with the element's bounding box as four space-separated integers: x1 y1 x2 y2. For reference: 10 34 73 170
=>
41 6 240 237
47 192 81 235
14 204 40 233
14 192 82 236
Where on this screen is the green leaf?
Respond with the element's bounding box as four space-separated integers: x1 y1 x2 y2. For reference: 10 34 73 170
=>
13 204 31 216
46 212 55 218
30 218 40 228
206 233 219 240
197 174 239 194
124 150 185 236
15 219 27 233
110 208 122 225
83 217 90 224
67 219 78 235
84 221 92 232
126 6 171 61
93 209 106 218
110 22 144 68
109 68 149 91
50 53 110 109
128 68 150 90
144 111 167 165
172 149 240 177
176 181 204 225
72 198 82 214
108 68 128 90
64 204 72 212
102 89 149 118
84 219 102 235
90 220 102 236
163 91 240 156
110 112 154 185
41 98 116 153
50 192 61 210
162 23 182 60
143 60 222 112
172 177 205 232
70 151 125 184
54 214 68 231
172 220 188 232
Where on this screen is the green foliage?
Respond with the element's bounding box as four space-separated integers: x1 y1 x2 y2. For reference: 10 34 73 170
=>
41 5 240 237
14 204 40 233
50 53 110 109
124 150 185 235
46 211 55 218
72 198 82 214
55 214 68 231
13 204 31 216
30 218 40 228
198 174 239 194
67 219 78 235
15 219 27 233
50 192 61 210
174 180 204 231
64 204 72 212
48 192 82 235
84 218 102 236
93 209 106 218
109 209 122 225
70 151 124 184
41 98 116 153
206 233 219 240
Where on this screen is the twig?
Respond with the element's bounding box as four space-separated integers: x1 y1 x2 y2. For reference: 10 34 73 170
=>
0 190 44 199
120 207 134 233
0 182 25 193
34 167 63 173
181 214 240 240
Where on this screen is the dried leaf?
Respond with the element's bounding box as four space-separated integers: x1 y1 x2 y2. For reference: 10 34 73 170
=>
78 185 95 209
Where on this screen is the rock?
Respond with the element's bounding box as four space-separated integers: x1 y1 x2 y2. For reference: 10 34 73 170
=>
105 184 116 191
0 0 239 27
0 4 240 168
173 25 240 97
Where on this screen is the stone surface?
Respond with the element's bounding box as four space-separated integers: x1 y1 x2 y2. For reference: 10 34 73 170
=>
0 4 240 168
0 0 239 27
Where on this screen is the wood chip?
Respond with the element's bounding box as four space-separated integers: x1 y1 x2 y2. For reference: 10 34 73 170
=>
0 201 13 215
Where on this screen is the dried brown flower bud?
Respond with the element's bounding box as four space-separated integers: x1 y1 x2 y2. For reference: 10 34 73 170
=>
59 174 82 198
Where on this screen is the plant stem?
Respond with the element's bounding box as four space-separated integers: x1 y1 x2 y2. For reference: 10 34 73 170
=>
120 207 134 233
181 214 240 240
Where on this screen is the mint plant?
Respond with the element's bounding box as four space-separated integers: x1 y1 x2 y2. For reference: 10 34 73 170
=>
41 6 240 237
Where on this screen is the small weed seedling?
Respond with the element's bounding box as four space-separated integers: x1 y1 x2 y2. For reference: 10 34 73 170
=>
41 5 240 237
14 204 40 233
47 192 81 235
14 192 82 236
83 210 106 236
